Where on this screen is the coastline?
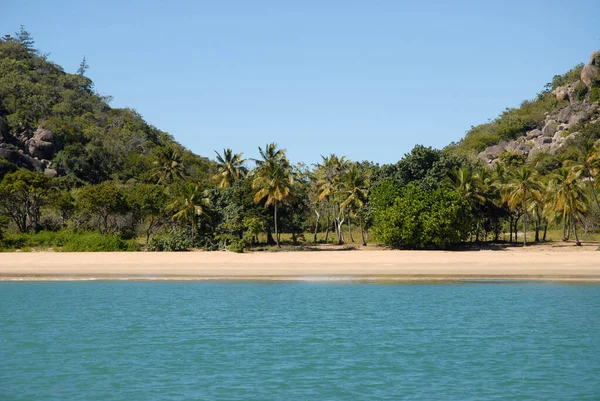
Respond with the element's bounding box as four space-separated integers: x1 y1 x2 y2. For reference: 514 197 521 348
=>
1 246 599 282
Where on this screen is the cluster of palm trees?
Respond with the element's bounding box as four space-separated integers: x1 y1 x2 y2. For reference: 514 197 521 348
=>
153 139 600 249
313 155 370 246
454 143 600 246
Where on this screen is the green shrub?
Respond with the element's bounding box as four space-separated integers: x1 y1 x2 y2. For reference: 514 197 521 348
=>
572 85 588 102
373 185 472 249
1 230 137 251
590 87 600 104
61 232 138 252
147 230 190 251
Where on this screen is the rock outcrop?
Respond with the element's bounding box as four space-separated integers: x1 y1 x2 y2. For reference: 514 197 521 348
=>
0 125 57 172
27 126 57 160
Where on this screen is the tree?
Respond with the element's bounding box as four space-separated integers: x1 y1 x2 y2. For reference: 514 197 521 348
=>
126 184 167 245
77 56 89 76
500 166 543 246
564 141 600 212
212 148 247 188
167 183 211 246
545 167 589 246
0 170 50 232
16 25 35 51
252 143 294 248
340 164 370 245
373 185 471 249
151 148 188 185
75 181 128 233
315 154 348 244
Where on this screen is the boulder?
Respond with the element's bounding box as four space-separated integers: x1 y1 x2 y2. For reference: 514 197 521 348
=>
43 168 57 178
482 144 505 159
557 107 572 123
28 126 57 160
581 64 600 88
526 129 542 139
554 86 569 101
515 143 532 155
534 136 553 147
0 144 45 171
590 50 600 66
568 110 590 126
504 140 519 152
542 120 559 136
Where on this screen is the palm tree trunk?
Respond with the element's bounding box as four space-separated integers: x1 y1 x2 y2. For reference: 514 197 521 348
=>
523 200 527 246
542 218 548 242
534 208 540 242
571 211 581 246
587 171 600 211
324 210 330 243
347 215 354 243
313 209 320 244
274 204 280 248
360 217 367 246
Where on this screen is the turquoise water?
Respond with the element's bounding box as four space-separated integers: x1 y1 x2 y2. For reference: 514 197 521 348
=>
1 282 599 400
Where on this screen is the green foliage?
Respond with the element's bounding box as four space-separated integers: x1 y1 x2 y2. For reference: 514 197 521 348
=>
0 230 137 251
147 229 191 251
0 34 211 186
547 63 585 90
572 84 588 102
0 170 50 232
373 185 472 249
498 151 526 168
0 158 17 180
75 181 128 233
452 92 563 155
0 215 9 241
589 87 600 104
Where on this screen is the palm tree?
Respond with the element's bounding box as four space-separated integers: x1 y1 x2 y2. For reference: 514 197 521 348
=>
151 148 187 185
167 183 211 245
500 166 543 246
340 164 370 245
545 167 589 246
565 141 600 211
212 148 247 188
252 143 294 248
316 154 348 244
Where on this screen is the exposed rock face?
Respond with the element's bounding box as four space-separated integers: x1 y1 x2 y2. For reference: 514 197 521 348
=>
542 120 559 136
581 52 600 88
554 86 569 101
27 126 57 160
44 168 58 178
581 64 600 88
0 143 45 171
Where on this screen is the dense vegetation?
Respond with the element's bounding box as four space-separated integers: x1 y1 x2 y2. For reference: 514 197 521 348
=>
1 28 600 251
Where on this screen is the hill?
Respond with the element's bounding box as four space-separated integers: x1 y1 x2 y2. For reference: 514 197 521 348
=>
0 28 212 184
448 51 600 170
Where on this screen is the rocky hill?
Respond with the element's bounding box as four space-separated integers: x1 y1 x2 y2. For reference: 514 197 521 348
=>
475 51 600 166
0 30 212 184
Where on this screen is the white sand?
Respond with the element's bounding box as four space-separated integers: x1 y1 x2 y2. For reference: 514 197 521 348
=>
1 245 599 281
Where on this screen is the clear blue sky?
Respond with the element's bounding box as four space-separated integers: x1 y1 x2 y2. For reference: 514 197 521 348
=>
2 0 599 165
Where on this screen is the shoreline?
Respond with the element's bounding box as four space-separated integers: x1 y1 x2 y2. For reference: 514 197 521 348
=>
1 247 599 282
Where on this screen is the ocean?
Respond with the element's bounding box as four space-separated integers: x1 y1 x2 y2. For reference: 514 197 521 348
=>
1 281 599 400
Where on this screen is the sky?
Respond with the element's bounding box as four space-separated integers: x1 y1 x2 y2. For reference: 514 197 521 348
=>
1 0 599 165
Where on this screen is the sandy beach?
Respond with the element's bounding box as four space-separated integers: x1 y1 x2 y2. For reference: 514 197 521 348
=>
1 243 599 281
